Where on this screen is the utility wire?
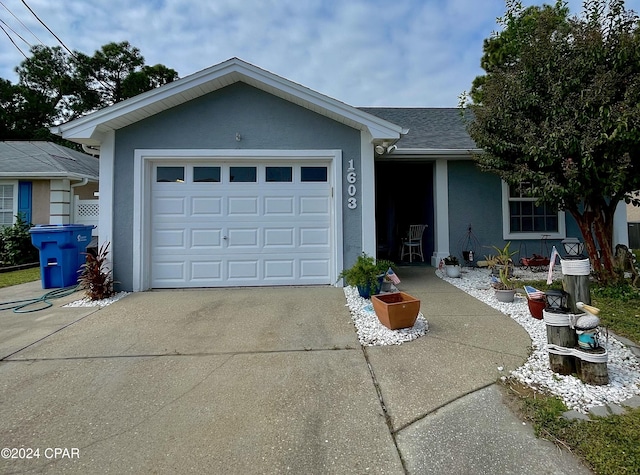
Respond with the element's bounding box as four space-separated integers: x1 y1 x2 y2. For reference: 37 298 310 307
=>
17 0 115 95
0 22 27 59
0 0 44 45
0 18 31 47
20 0 74 56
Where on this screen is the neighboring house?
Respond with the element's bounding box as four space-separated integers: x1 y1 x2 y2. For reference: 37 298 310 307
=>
0 141 99 235
51 58 628 291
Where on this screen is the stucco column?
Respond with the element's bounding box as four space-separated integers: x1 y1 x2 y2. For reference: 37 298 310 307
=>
49 179 71 224
431 158 450 266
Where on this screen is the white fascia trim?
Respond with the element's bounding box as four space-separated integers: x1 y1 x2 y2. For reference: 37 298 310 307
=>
392 148 482 157
132 148 343 292
0 172 98 180
360 133 376 257
501 181 566 240
54 58 403 142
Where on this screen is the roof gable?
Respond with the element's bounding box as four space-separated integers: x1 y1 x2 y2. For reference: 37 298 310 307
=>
53 58 404 145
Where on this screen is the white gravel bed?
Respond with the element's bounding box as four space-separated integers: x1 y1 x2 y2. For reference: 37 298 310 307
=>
343 286 429 346
438 266 640 413
64 291 129 308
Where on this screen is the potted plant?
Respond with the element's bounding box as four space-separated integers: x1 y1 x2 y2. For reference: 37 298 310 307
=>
490 242 518 302
443 255 461 278
338 253 395 299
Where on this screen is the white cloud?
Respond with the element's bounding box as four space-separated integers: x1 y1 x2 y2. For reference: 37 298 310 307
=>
0 0 595 107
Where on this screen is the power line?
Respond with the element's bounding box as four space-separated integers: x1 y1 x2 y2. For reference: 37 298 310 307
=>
0 22 27 59
0 0 44 45
20 0 74 56
0 18 32 48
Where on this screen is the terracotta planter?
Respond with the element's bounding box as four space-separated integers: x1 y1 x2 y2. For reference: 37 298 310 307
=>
527 298 545 320
371 292 420 330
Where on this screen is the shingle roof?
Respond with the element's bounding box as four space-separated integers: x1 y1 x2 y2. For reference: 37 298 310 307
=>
358 108 478 150
0 141 99 180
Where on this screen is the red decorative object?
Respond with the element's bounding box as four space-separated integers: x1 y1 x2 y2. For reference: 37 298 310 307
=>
527 298 546 320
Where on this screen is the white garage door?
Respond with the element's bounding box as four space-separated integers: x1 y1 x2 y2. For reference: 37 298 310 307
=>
150 161 334 288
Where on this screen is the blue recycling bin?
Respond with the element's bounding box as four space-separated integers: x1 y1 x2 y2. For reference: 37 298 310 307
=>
29 224 94 289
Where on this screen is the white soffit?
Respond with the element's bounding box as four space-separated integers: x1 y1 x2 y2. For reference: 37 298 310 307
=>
53 58 403 145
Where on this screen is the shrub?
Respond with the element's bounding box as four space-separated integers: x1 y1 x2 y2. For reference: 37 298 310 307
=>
1 214 39 266
78 242 115 300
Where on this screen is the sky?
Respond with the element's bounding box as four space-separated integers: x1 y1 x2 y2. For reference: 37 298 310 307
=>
1 0 587 108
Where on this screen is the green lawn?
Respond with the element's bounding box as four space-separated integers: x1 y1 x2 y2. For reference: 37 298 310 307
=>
0 267 41 289
503 380 640 475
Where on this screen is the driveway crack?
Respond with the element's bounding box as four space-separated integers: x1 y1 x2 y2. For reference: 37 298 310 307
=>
361 345 409 474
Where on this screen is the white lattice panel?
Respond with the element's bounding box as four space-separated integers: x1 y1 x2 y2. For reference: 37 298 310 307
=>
74 198 99 236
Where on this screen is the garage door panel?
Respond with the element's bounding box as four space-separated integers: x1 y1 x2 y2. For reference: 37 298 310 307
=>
227 260 259 280
192 197 222 216
264 196 294 215
191 228 222 248
227 228 259 247
300 196 330 215
154 228 186 249
300 227 330 247
300 259 331 279
264 260 295 279
191 260 222 281
154 197 186 217
153 261 186 282
228 196 259 215
264 228 294 247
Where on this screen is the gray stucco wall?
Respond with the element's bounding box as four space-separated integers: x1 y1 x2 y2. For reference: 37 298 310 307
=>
448 160 581 264
113 82 362 290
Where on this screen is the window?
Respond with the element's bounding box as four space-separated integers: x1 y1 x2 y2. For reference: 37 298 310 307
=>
194 167 221 183
266 167 292 182
157 167 184 183
301 166 328 182
0 183 16 227
502 181 565 239
230 166 257 183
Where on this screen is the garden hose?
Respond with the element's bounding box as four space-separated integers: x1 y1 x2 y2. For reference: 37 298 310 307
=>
0 286 79 314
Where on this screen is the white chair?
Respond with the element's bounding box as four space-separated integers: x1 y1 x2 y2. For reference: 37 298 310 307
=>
400 225 428 262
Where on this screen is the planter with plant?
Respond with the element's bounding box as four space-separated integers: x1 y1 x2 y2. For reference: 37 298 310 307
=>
491 242 518 302
443 255 461 278
338 253 395 299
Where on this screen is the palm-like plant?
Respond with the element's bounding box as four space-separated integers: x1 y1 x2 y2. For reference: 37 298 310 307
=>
78 242 115 300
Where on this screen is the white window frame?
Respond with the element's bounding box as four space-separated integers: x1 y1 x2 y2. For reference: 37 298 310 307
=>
0 180 18 227
502 181 566 240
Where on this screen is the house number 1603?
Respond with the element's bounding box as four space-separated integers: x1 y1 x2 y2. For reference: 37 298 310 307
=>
346 159 357 209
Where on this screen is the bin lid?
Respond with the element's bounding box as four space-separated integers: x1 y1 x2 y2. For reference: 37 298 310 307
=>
29 224 95 233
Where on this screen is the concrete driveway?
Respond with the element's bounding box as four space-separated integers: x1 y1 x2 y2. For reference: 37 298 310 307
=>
0 269 592 474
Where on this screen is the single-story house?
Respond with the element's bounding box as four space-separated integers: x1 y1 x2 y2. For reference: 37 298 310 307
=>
51 58 628 291
0 141 99 234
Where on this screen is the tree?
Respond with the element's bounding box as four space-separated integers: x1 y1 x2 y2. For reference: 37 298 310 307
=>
462 0 640 284
7 41 178 137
